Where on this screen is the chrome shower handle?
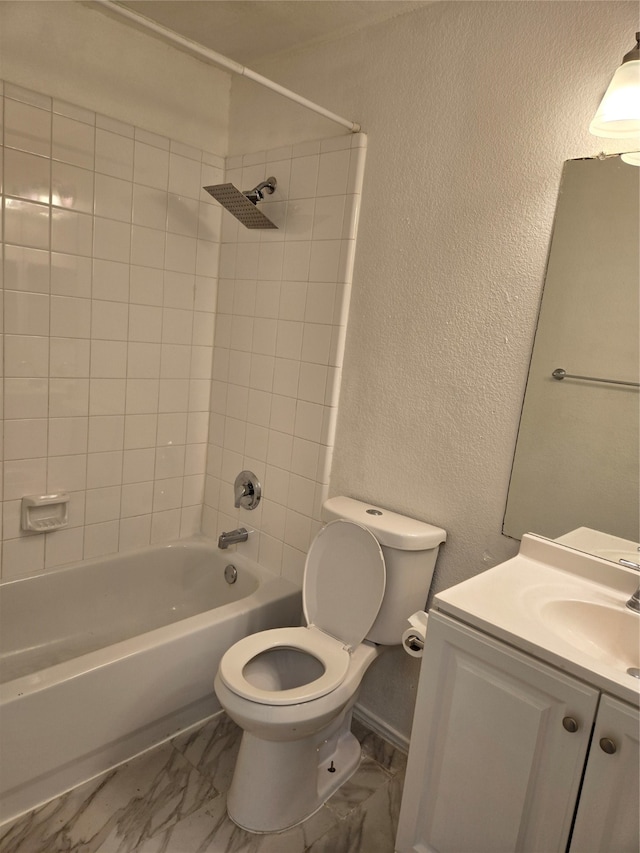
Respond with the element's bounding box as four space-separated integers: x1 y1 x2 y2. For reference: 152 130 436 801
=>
234 471 262 510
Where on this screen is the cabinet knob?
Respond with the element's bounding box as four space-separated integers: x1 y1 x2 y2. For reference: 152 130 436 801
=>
599 737 617 755
562 716 579 733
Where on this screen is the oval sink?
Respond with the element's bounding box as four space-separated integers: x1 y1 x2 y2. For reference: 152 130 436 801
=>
540 600 640 672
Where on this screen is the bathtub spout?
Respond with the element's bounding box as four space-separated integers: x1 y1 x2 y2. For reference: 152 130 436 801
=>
218 528 249 549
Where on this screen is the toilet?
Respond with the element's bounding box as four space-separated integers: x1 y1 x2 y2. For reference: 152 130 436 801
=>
214 496 446 833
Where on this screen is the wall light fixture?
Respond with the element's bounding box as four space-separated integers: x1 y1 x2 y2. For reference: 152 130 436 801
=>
590 32 640 138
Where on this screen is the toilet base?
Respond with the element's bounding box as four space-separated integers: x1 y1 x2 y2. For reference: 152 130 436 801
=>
227 711 361 833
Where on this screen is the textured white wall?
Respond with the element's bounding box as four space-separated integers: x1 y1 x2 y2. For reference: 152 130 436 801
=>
228 1 638 740
0 0 230 152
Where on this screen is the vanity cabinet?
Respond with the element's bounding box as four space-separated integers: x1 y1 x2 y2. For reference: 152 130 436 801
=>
396 611 640 853
569 694 640 852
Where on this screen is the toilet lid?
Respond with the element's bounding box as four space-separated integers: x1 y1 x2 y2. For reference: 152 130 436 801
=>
303 520 386 650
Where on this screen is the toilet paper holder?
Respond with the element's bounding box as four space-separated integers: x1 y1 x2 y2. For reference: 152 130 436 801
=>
402 610 428 657
404 633 424 653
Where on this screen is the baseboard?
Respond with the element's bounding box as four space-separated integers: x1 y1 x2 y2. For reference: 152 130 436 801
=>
353 702 410 754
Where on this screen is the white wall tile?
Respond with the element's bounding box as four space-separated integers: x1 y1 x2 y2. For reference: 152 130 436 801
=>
94 217 131 263
52 253 92 298
317 149 351 196
51 209 93 256
5 99 51 156
134 141 169 190
132 184 168 230
4 199 50 249
121 481 154 518
127 342 161 378
4 245 50 293
95 129 134 180
88 415 125 453
4 377 49 419
4 457 48 500
51 295 91 339
47 453 87 494
92 258 130 303
49 378 90 417
5 335 49 377
87 451 123 488
4 419 48 460
4 291 50 336
129 304 163 342
131 225 165 269
85 485 122 524
119 514 151 550
130 266 163 305
150 508 180 543
124 414 158 449
90 340 127 377
45 527 84 569
52 114 95 170
4 148 50 203
125 379 159 414
2 535 45 579
52 161 94 213
289 155 319 199
49 417 88 456
84 520 119 559
91 300 128 341
50 337 91 377
94 173 133 221
89 378 126 415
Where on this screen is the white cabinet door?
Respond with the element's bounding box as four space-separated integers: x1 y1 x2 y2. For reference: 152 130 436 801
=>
396 612 599 853
569 694 640 853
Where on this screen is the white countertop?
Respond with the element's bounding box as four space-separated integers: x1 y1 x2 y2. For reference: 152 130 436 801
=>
433 534 640 707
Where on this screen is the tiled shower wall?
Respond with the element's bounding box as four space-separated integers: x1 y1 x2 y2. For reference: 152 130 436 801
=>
202 135 367 585
0 77 367 584
0 80 224 579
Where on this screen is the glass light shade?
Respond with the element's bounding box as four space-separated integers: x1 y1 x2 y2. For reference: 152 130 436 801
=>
589 59 640 138
621 151 640 166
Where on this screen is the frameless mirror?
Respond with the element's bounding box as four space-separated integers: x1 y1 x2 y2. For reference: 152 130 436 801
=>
504 155 639 552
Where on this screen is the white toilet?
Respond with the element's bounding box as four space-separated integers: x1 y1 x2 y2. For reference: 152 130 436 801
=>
214 496 446 833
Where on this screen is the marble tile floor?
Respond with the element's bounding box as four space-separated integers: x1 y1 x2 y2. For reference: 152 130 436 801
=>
0 715 406 853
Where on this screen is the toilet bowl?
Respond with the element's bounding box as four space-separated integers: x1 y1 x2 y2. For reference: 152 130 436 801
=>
214 496 446 834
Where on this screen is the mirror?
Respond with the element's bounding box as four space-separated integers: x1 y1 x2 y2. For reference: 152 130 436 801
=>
504 155 639 549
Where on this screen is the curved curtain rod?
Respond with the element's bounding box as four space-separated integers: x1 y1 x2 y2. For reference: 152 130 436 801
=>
94 0 361 134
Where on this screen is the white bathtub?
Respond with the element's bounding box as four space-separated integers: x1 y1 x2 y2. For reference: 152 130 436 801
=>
0 538 301 826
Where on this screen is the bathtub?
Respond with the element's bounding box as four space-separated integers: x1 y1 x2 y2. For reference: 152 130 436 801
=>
0 538 301 826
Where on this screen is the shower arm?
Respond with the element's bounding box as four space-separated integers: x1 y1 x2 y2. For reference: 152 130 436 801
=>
93 1 361 134
244 179 276 204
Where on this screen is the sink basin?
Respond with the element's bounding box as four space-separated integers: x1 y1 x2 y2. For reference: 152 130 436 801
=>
539 600 640 671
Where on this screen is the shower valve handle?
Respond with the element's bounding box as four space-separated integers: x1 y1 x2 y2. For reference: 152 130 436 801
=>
234 471 262 510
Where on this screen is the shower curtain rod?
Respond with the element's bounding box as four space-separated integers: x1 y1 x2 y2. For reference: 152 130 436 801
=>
95 0 361 133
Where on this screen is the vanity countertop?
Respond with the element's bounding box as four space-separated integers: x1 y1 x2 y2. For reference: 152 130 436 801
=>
433 534 640 707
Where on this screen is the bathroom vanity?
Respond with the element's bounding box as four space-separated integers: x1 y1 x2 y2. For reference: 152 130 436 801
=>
396 534 640 853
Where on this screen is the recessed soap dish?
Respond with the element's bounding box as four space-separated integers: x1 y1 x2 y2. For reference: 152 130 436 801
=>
21 493 70 533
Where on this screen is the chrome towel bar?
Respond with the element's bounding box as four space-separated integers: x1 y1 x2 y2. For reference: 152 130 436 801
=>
551 368 640 388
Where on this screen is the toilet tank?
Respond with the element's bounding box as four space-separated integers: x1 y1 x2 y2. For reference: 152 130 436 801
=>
322 497 446 645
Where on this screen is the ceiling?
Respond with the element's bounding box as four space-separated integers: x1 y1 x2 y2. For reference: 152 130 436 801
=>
119 1 429 66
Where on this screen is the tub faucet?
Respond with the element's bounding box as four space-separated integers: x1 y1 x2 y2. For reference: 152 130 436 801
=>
218 527 249 550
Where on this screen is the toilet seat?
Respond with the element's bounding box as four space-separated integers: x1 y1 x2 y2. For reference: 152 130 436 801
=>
218 520 386 707
218 626 351 705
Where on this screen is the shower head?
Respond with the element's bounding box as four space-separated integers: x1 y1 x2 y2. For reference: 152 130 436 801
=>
203 177 278 229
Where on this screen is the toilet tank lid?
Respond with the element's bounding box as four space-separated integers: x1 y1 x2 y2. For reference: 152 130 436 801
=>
322 497 446 551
